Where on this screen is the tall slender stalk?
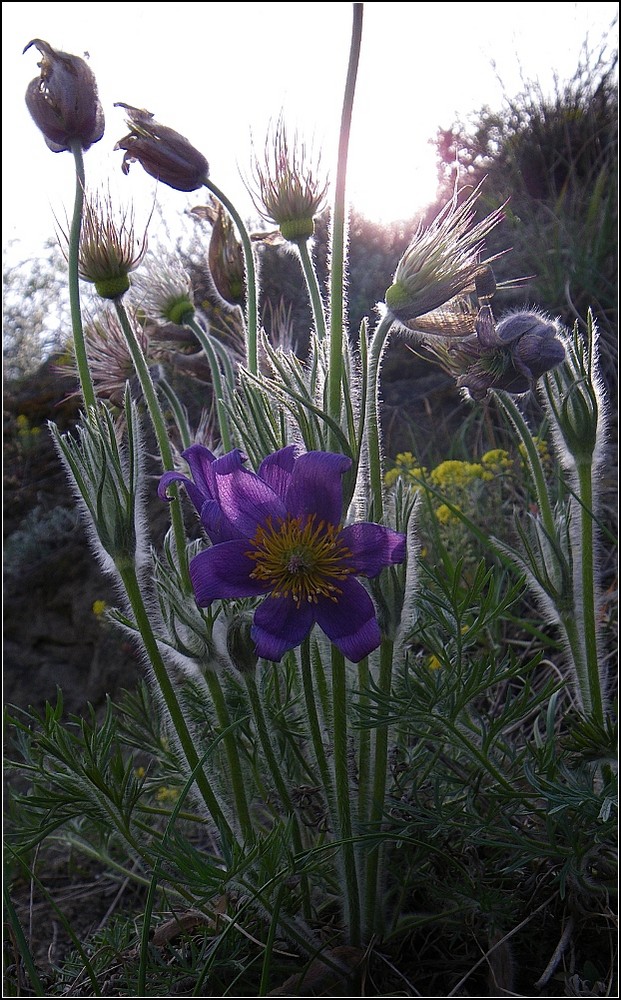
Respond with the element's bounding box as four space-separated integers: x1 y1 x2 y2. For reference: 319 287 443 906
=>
295 239 327 341
364 637 393 939
331 646 361 946
243 669 312 919
68 141 96 411
203 670 254 842
114 301 192 592
158 378 192 450
496 390 604 720
494 391 556 536
356 657 371 825
366 312 394 520
184 315 233 452
299 640 333 801
575 461 604 722
117 562 233 838
327 3 364 438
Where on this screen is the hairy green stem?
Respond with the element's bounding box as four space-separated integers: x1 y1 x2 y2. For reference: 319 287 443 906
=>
114 301 191 592
296 238 327 341
494 392 556 536
327 2 363 437
202 177 259 375
203 670 254 842
366 312 394 520
118 563 232 838
575 460 604 722
356 657 371 825
68 141 96 411
209 333 237 392
496 391 604 718
364 637 392 938
243 669 312 918
331 646 361 945
158 377 192 450
299 640 333 800
185 315 233 451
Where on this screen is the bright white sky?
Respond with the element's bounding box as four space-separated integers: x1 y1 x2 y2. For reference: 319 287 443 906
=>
2 1 618 266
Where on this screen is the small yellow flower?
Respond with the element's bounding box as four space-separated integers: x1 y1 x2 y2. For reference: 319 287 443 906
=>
518 438 550 463
155 786 180 803
481 448 512 472
430 460 484 489
435 503 457 524
92 599 107 616
385 452 427 488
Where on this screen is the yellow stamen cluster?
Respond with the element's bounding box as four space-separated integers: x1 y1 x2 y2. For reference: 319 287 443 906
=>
247 515 353 606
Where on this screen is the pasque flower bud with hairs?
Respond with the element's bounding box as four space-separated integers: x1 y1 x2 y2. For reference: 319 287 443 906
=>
115 104 209 192
24 38 104 153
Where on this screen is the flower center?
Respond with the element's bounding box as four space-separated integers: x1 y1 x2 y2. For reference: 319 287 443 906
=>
246 515 353 606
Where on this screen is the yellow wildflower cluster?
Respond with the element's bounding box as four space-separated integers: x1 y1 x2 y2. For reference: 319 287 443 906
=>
518 437 550 466
435 504 455 525
429 459 491 488
15 414 41 452
384 452 427 489
385 438 552 568
133 765 179 804
481 449 513 473
155 786 180 804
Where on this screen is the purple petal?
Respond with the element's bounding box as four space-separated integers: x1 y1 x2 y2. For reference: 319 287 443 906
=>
257 446 298 502
159 445 217 514
198 499 243 543
181 444 217 497
189 541 268 605
251 596 314 661
211 460 286 538
158 470 195 503
207 449 247 477
285 451 351 526
340 523 406 577
315 578 381 661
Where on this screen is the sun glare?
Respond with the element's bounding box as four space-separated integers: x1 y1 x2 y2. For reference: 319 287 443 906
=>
347 134 440 223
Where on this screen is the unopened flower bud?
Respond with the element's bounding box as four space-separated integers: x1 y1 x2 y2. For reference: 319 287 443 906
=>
115 104 209 192
24 38 104 153
541 314 604 466
208 204 246 306
418 308 566 400
51 389 145 574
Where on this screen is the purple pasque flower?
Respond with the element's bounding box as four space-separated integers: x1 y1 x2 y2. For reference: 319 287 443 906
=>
159 446 406 662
